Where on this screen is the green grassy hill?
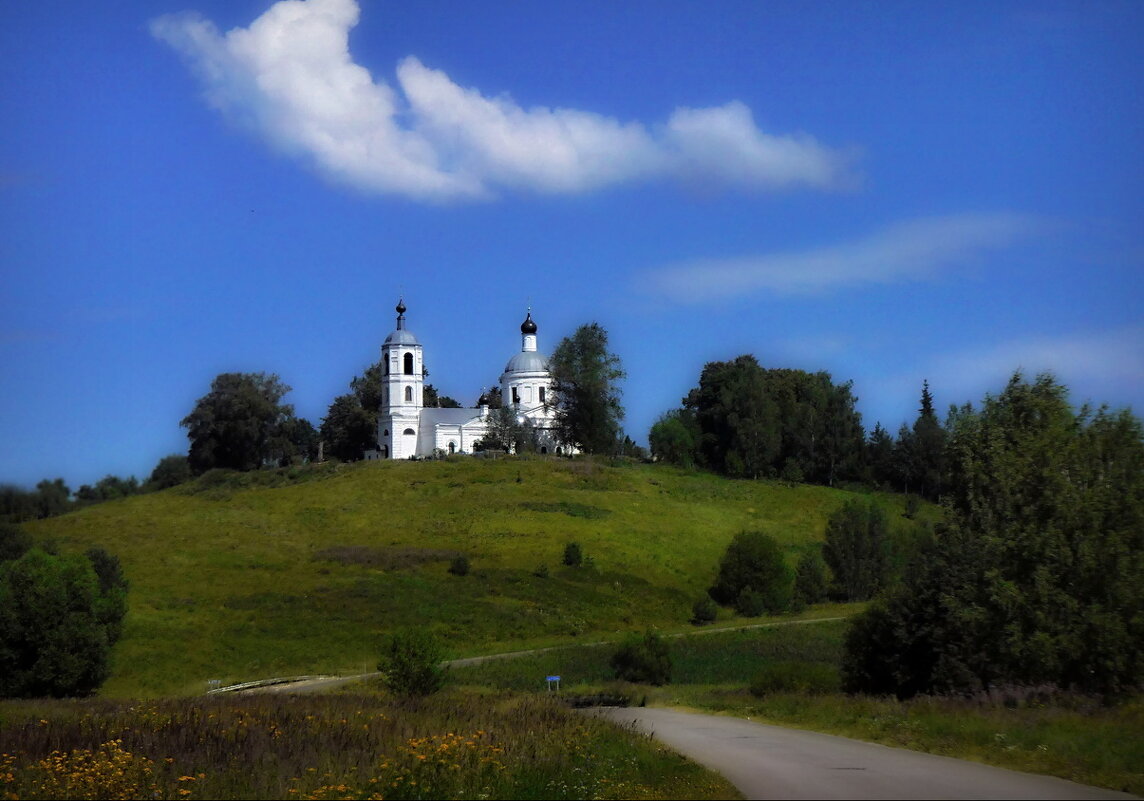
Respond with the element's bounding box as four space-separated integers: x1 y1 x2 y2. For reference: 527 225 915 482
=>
27 458 925 696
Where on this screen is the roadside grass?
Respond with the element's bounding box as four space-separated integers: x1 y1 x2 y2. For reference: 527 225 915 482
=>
0 690 741 800
453 619 1144 796
25 457 922 696
667 690 1144 797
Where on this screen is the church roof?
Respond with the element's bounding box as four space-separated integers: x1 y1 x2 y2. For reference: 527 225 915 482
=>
420 407 485 427
384 328 419 346
504 350 549 374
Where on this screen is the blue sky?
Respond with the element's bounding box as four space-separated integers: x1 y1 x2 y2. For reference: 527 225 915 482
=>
2 0 1141 490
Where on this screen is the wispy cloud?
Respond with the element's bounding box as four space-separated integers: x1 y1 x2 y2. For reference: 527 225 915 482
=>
646 213 1042 302
866 326 1144 425
934 326 1144 393
151 0 853 202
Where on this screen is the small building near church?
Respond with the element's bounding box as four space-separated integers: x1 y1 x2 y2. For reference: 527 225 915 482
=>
375 300 566 458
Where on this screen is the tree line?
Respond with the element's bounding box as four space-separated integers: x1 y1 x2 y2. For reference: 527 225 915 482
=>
649 354 948 499
690 370 1142 700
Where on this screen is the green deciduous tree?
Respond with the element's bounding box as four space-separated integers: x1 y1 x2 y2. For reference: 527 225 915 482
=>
479 405 528 453
793 549 829 605
76 475 140 504
320 394 376 462
0 548 128 697
843 372 1144 699
648 409 700 468
822 499 889 601
146 455 191 491
675 357 865 485
686 356 778 479
550 323 625 454
709 531 794 614
35 479 71 519
0 523 31 562
0 486 40 524
181 373 299 473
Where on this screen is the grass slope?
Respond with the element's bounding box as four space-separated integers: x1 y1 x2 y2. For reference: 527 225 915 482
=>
27 458 926 696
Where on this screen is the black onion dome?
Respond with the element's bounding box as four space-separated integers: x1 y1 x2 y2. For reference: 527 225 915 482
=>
520 311 537 334
396 298 407 315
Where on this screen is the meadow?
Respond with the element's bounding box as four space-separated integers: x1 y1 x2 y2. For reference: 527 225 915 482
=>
0 690 740 800
453 619 1144 796
25 457 925 696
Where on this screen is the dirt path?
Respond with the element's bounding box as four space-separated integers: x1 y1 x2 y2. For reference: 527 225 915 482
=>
228 616 847 694
598 707 1137 800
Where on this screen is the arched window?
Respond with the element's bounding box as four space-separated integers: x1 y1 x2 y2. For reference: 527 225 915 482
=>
384 357 390 376
512 386 520 404
383 429 389 437
403 428 416 435
540 446 548 454
403 352 414 375
381 445 389 458
539 387 546 403
405 386 413 402
448 441 456 454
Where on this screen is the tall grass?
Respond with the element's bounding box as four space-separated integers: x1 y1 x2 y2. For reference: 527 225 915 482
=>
0 690 740 800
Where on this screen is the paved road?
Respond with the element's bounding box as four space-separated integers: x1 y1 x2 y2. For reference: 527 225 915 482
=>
598 707 1137 800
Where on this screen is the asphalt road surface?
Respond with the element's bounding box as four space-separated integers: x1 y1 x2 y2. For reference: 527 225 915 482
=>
598 707 1137 800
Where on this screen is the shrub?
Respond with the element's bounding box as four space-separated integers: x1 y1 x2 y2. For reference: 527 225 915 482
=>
750 661 840 697
448 555 470 576
563 541 583 567
709 531 794 614
532 563 549 579
377 629 446 697
691 596 717 625
610 630 672 685
0 548 128 697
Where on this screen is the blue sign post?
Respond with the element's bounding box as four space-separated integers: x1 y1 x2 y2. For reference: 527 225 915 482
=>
546 675 561 692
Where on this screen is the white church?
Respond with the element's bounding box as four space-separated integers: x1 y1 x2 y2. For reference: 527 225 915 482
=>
374 300 568 459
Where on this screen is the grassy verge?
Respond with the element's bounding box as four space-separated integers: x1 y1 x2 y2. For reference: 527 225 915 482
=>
453 619 1144 796
664 688 1144 796
0 690 741 800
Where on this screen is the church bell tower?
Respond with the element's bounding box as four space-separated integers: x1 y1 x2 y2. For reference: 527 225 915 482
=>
378 299 424 459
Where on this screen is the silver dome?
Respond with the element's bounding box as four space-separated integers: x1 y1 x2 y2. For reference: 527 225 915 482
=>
384 328 419 346
504 351 549 374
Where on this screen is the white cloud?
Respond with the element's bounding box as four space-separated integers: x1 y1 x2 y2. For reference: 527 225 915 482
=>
646 213 1041 301
151 0 851 201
